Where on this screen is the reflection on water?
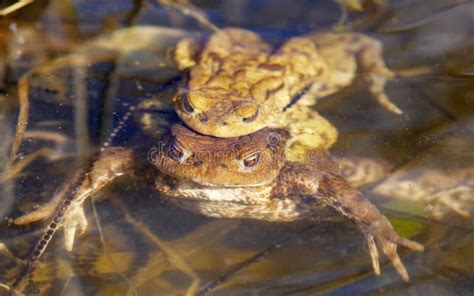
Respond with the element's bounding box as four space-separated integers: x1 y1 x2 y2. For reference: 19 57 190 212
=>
0 1 473 295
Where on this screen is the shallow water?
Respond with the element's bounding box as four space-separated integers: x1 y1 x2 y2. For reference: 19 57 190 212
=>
0 1 473 295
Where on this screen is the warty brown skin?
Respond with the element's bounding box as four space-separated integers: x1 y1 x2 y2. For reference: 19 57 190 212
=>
174 28 401 139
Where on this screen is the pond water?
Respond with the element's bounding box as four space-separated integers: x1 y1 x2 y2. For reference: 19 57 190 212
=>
0 1 473 295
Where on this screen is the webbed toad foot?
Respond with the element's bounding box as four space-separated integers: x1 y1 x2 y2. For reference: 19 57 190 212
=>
13 194 89 251
61 200 89 251
316 172 423 281
360 220 424 282
428 186 472 219
14 147 135 252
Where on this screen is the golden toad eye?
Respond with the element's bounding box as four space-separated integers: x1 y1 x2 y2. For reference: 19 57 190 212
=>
243 151 260 168
166 140 184 161
236 103 259 123
180 94 194 114
242 109 258 123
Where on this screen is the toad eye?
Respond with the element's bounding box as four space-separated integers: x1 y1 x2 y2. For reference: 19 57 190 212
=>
166 140 184 161
242 151 260 168
242 109 258 123
236 103 259 123
180 94 194 114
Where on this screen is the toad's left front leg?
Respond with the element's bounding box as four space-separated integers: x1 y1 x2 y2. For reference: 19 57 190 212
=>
316 172 424 281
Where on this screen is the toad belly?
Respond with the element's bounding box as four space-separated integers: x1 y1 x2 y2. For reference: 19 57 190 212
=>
156 180 329 222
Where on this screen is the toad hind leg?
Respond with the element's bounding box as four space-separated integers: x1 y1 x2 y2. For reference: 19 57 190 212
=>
336 156 390 188
352 33 402 115
429 185 472 219
305 32 402 114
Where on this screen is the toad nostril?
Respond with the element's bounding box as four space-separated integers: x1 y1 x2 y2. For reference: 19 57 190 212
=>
218 163 228 169
199 114 208 123
221 122 228 126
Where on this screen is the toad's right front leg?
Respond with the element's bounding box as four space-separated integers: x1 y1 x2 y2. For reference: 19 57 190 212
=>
14 147 136 251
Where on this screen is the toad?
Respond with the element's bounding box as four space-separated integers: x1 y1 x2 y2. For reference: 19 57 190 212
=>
13 124 423 282
173 27 400 147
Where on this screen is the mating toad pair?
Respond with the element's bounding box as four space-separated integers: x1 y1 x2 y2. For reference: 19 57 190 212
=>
13 27 424 282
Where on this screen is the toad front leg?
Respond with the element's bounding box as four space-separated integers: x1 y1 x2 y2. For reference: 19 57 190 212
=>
14 147 136 251
317 172 424 281
275 161 424 281
268 104 339 161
